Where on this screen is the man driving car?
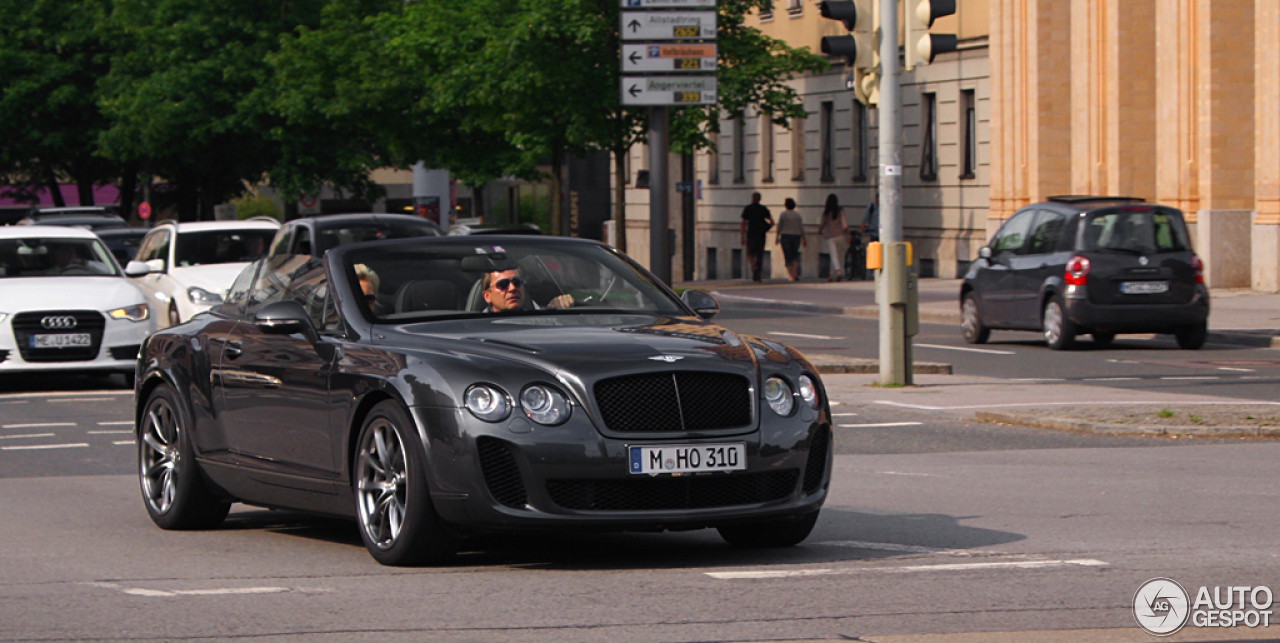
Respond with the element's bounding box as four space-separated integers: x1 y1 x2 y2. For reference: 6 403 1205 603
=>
482 268 572 312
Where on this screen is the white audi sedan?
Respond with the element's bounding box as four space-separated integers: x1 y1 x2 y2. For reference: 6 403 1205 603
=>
0 226 155 385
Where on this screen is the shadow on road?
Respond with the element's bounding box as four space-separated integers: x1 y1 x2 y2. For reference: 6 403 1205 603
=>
0 371 131 393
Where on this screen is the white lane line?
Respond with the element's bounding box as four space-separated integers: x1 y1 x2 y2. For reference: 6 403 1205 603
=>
838 422 923 428
97 421 133 426
89 430 132 435
1219 367 1256 372
706 558 1109 580
0 400 29 405
47 398 114 403
876 470 945 477
1160 376 1219 381
0 433 56 440
2 422 76 429
126 587 289 597
1 443 89 451
875 400 1280 411
113 441 135 446
915 343 1016 355
831 412 859 417
816 540 972 555
1008 378 1066 382
767 331 845 340
1084 377 1140 381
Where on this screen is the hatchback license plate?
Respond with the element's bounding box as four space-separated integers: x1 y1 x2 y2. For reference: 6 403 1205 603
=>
629 443 746 475
30 333 91 348
1120 281 1169 295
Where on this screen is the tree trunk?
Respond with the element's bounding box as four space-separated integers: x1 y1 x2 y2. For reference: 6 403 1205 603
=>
117 164 139 224
176 171 198 222
613 144 628 253
470 184 485 222
77 178 94 206
550 148 564 236
46 177 65 207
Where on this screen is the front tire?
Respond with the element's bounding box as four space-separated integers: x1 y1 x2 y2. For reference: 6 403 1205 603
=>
354 401 457 566
718 510 819 548
961 293 991 344
1176 323 1207 350
138 385 230 530
1043 296 1076 350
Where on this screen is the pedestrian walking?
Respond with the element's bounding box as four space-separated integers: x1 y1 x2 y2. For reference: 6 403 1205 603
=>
818 193 848 281
740 192 774 282
775 197 806 282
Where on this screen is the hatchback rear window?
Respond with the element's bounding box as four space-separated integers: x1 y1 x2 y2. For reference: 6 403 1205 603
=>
1082 209 1190 254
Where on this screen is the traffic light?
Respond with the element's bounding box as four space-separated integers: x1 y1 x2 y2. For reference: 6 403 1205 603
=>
818 0 876 73
904 0 958 70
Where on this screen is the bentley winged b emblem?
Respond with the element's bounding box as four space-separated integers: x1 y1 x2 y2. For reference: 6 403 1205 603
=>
649 355 684 363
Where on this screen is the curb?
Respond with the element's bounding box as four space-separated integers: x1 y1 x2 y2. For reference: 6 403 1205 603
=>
808 354 952 375
975 411 1280 439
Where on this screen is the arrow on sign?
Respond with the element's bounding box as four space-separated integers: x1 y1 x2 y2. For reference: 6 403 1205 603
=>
629 84 642 97
629 51 643 64
628 19 641 32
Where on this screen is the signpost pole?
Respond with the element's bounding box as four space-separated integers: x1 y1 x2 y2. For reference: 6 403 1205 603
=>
877 0 909 385
649 106 672 285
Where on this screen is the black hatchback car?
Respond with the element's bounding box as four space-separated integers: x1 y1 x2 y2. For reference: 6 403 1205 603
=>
960 196 1209 350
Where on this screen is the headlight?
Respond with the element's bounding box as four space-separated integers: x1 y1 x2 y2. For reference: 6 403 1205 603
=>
763 376 795 416
465 384 511 422
797 374 820 409
107 304 150 322
520 384 570 425
187 286 223 306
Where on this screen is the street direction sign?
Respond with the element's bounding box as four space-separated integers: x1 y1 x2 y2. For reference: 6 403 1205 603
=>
621 76 717 106
622 44 717 73
621 0 716 7
621 11 716 40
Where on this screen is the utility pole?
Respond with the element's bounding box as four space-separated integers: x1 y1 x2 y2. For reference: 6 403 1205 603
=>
649 106 672 285
876 0 909 385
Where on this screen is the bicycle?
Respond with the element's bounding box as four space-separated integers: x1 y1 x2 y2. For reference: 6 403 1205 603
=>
843 228 870 281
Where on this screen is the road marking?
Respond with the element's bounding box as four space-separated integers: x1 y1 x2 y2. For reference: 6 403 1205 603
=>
97 421 133 426
0 400 29 405
1160 376 1219 381
875 400 1280 411
2 422 76 429
876 471 945 477
0 433 56 440
113 441 134 446
90 430 132 435
915 343 1016 355
1084 377 1140 381
47 398 114 403
767 331 844 340
706 558 1109 580
128 587 289 597
1218 367 1255 372
1008 378 1066 382
816 540 973 555
831 412 858 417
838 422 923 428
1 443 89 451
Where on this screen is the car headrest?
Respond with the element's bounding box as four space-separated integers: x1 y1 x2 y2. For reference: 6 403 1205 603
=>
394 279 460 313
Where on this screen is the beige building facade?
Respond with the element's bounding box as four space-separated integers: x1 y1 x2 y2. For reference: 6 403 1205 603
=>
991 0 1280 290
620 0 992 281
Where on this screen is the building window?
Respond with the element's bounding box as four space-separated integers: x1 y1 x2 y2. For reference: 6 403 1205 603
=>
759 0 773 21
820 101 834 182
707 131 720 185
733 115 746 183
786 0 802 17
791 115 805 181
919 92 938 181
851 100 867 182
960 89 976 180
760 114 775 182
731 248 743 279
706 247 718 280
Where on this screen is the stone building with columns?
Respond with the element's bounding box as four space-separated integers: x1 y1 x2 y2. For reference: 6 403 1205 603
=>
990 0 1279 290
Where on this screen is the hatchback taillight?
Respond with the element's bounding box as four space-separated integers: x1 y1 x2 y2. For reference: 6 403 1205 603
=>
1065 255 1090 286
1189 254 1204 284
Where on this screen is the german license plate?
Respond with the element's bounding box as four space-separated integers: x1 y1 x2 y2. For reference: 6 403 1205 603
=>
30 333 91 348
629 443 746 475
1120 281 1169 295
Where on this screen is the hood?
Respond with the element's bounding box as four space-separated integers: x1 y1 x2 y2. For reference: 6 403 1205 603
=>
388 314 760 379
169 263 251 296
0 277 147 313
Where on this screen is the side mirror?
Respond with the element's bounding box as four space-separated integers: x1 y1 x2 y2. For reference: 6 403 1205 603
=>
681 290 720 320
124 261 151 277
978 246 992 260
254 300 317 340
145 258 166 274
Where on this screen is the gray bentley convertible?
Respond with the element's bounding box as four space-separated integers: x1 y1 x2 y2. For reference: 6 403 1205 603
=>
134 236 833 565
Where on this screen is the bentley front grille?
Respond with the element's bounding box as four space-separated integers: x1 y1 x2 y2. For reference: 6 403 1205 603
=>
802 425 830 495
546 469 799 512
476 437 528 508
11 311 105 363
593 371 752 432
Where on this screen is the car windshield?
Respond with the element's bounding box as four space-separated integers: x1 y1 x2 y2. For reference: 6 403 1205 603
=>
1083 208 1190 254
315 223 440 254
174 230 276 267
0 238 119 278
344 240 686 321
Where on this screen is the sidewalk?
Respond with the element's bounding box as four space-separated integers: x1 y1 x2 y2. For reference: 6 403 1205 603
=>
679 276 1280 348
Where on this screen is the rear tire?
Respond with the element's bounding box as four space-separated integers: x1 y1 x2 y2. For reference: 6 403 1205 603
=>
1175 323 1207 350
961 293 990 344
1091 331 1116 347
718 510 819 548
354 401 457 566
138 385 230 530
1043 296 1076 350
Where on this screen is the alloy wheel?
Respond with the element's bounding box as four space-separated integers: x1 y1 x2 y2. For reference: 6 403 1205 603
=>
1043 301 1063 345
356 419 409 550
140 398 180 515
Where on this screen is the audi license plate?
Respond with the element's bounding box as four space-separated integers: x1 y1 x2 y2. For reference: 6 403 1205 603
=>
30 333 91 349
629 443 746 475
1120 281 1169 295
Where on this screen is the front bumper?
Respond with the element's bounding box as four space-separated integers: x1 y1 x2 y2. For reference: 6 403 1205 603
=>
1064 284 1210 332
411 403 833 531
0 313 153 374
